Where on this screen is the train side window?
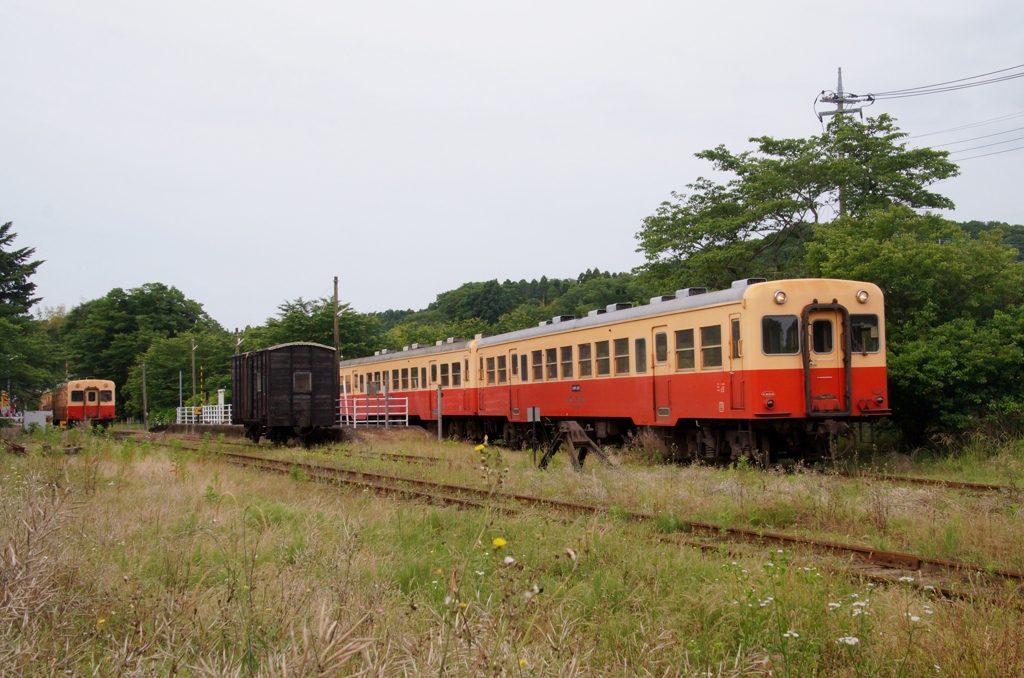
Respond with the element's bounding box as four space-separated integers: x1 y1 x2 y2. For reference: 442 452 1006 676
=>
521 354 528 381
430 365 437 384
578 343 592 377
731 319 741 359
421 367 427 388
392 369 400 390
546 348 558 380
497 356 507 384
654 332 668 363
532 351 543 381
486 357 496 385
294 371 312 393
596 341 610 376
511 353 518 377
614 338 630 375
359 374 365 392
401 368 409 390
383 371 390 392
441 363 450 387
635 338 647 374
851 314 880 353
465 359 469 381
100 390 113 402
410 368 419 389
87 391 97 402
452 362 462 387
762 315 800 354
700 326 722 368
812 320 834 354
560 346 573 378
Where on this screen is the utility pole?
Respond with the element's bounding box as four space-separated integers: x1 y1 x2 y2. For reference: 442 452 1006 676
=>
142 361 148 432
191 337 197 407
816 68 873 217
179 371 183 409
333 277 341 422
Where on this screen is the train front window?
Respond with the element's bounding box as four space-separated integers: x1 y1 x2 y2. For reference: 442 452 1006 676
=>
578 343 592 377
654 332 668 363
635 338 647 374
851 314 880 353
596 341 610 376
762 315 799 355
614 338 629 375
87 391 97 403
294 372 312 393
497 356 507 384
700 326 722 368
100 390 112 402
812 320 834 354
71 391 84 402
452 361 462 387
675 330 694 370
546 348 558 380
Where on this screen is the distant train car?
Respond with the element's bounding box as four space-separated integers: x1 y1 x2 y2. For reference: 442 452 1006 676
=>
231 342 339 444
39 379 116 427
339 278 889 463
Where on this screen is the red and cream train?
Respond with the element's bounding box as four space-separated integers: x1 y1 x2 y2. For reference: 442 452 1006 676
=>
39 379 117 428
339 278 888 462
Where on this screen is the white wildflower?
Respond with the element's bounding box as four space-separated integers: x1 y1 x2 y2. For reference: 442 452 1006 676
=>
836 636 860 646
828 602 841 610
899 576 915 583
504 556 515 565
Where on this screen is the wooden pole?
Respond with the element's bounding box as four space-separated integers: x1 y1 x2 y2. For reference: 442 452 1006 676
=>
436 385 443 442
142 361 148 432
333 276 340 416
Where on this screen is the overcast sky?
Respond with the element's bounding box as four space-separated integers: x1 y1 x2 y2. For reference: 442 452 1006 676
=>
3 1 1022 330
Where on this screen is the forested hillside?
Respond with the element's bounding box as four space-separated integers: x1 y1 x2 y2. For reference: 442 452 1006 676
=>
4 115 1024 440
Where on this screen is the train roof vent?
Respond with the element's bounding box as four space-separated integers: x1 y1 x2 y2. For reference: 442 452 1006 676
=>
551 315 575 324
474 333 494 340
676 287 708 297
650 295 676 304
409 343 425 349
436 340 444 346
402 346 410 351
587 309 607 317
374 350 381 356
731 278 767 289
445 336 464 344
606 302 633 312
538 320 552 327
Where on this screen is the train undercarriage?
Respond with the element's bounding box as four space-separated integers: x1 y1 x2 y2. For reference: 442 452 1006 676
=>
427 415 861 465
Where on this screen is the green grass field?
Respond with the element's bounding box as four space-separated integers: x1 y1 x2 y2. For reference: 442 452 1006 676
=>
1 426 1022 676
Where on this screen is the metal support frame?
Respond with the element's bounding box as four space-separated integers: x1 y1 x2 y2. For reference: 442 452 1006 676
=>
538 421 613 471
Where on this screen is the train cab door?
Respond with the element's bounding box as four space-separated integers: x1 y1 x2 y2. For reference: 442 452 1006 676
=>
652 326 671 421
804 307 851 415
728 315 745 410
84 386 101 421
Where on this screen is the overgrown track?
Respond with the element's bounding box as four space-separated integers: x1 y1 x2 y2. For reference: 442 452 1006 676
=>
836 471 1019 493
181 445 1024 591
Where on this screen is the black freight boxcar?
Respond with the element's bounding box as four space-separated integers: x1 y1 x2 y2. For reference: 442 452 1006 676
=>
231 342 339 444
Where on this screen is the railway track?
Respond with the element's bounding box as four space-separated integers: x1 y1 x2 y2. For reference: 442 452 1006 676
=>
174 445 1024 595
834 471 1019 493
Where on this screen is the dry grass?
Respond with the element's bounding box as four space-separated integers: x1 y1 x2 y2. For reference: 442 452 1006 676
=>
0 426 1022 676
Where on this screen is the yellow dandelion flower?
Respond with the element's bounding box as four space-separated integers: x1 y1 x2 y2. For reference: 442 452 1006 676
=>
492 537 507 548
459 602 467 608
475 444 486 451
97 619 106 626
519 659 529 667
436 568 443 574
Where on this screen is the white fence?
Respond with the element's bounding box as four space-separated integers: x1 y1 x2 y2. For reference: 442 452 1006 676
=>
176 404 232 425
337 395 409 428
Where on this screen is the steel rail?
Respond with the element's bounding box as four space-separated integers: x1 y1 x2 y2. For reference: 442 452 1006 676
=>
210 448 1024 584
836 472 1017 493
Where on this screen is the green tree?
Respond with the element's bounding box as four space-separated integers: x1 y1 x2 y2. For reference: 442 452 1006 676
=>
635 115 959 290
246 297 381 359
59 283 218 409
0 224 59 407
121 330 234 420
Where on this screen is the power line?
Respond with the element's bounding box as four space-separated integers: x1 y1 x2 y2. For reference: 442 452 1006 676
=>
870 72 1024 100
927 124 1024 147
908 111 1024 139
948 134 1024 154
870 63 1024 96
956 144 1024 161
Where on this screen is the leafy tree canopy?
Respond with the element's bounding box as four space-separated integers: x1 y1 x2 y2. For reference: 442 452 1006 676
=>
245 297 381 359
635 115 959 290
0 222 42 318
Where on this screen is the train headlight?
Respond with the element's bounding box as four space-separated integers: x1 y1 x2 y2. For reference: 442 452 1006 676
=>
773 290 787 305
766 399 774 409
856 289 870 304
